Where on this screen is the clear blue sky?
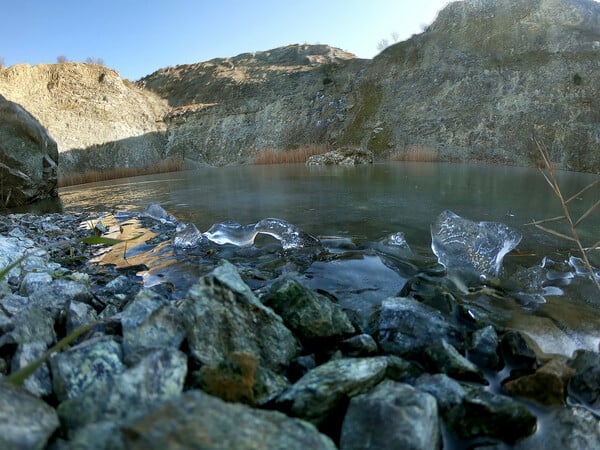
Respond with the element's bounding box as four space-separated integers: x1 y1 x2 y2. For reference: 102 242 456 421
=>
2 0 451 80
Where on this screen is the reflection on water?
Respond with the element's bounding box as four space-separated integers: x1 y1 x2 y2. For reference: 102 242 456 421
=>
26 162 600 355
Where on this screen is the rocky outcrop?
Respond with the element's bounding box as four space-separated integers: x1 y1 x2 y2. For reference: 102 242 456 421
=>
138 44 365 167
305 148 374 166
342 0 600 171
0 94 58 207
0 63 169 177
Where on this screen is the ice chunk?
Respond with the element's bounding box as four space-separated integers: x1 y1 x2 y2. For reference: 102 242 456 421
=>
568 256 600 282
203 218 319 250
173 223 206 249
431 210 522 278
142 204 177 224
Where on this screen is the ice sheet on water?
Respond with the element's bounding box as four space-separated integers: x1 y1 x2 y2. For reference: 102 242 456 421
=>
203 218 320 250
431 210 522 278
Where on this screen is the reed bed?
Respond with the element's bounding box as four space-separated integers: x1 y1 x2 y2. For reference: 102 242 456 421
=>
252 145 327 165
58 158 184 187
389 146 440 163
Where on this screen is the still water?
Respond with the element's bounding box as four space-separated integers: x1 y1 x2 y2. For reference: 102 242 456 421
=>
54 162 600 355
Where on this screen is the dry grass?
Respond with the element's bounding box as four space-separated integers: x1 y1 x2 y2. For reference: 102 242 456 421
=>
252 145 327 165
528 140 600 294
389 146 440 163
58 158 184 187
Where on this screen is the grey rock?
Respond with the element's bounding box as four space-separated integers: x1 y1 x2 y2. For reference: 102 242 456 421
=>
179 260 299 372
468 325 500 369
50 336 125 402
57 348 187 432
0 304 56 347
121 288 185 364
262 277 355 341
0 93 58 207
414 373 467 413
305 147 374 166
60 421 125 450
276 356 389 426
11 341 53 397
65 301 98 336
567 349 600 413
121 389 337 450
500 330 538 370
19 271 52 296
514 406 600 450
0 382 59 450
450 387 537 444
423 339 486 383
377 297 464 358
339 333 379 357
340 380 441 450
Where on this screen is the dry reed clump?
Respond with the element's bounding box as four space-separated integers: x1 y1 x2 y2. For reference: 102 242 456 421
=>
58 158 184 187
251 145 327 165
389 146 440 162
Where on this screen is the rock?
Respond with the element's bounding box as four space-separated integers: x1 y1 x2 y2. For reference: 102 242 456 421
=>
377 297 464 358
340 380 441 450
500 330 538 371
121 390 338 450
178 260 299 372
0 63 169 179
65 300 98 336
305 148 374 166
19 272 52 296
338 333 379 357
0 382 59 450
0 94 58 207
57 348 187 432
120 288 186 364
276 356 389 426
414 373 537 444
262 277 355 342
450 387 537 444
567 349 600 413
516 406 600 450
467 325 500 369
504 357 575 406
10 341 53 397
423 339 486 383
50 336 125 402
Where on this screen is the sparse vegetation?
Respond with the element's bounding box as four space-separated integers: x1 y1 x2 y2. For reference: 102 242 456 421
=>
389 146 440 162
58 158 184 187
56 55 68 63
573 73 582 86
86 56 105 66
251 145 327 165
0 56 5 68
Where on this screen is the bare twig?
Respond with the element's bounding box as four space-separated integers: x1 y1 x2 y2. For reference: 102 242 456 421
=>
532 139 600 293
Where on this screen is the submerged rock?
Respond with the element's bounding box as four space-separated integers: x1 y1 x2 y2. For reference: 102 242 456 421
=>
423 339 486 383
340 380 441 450
567 349 600 414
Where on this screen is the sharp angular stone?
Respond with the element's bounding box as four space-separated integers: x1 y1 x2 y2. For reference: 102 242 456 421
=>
340 380 441 450
121 390 337 450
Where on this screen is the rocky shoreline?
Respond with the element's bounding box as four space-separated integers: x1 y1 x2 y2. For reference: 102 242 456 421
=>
1 207 599 449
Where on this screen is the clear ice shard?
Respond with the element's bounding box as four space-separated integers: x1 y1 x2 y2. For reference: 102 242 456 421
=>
431 210 522 278
173 223 205 248
203 218 319 250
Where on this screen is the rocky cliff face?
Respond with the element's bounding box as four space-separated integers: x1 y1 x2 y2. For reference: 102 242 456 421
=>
342 0 600 171
0 63 169 176
138 44 366 166
0 94 58 206
0 0 598 177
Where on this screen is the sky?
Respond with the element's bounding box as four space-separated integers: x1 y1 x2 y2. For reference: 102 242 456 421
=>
1 0 451 80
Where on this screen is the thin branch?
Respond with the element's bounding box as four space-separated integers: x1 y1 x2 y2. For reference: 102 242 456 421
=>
565 179 600 205
533 223 577 242
526 215 566 226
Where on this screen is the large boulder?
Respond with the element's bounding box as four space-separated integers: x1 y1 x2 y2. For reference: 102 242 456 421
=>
0 94 58 207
